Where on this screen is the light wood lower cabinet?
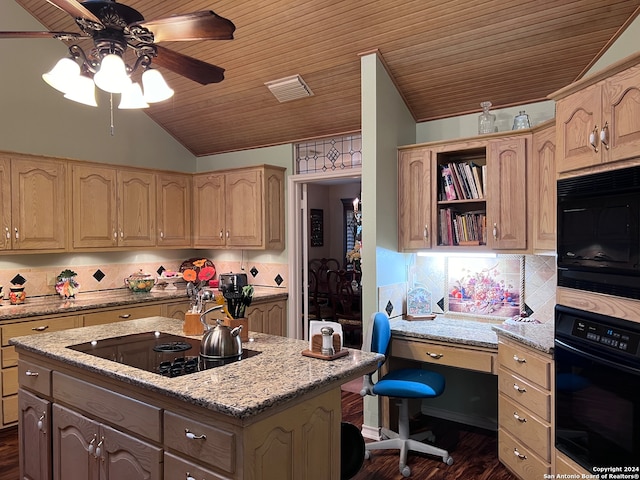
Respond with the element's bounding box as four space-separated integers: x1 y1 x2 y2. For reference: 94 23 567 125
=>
82 304 162 326
497 337 552 479
555 449 590 476
246 299 287 336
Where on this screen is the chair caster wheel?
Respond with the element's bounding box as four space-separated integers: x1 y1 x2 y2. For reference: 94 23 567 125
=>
444 455 454 465
364 450 371 460
401 465 411 477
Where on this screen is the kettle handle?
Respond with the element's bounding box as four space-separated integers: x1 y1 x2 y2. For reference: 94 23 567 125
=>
231 325 243 337
199 305 224 330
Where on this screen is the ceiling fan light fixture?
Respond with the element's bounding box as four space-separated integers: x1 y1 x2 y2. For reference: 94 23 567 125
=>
63 75 97 107
142 69 174 103
94 53 130 94
265 74 313 103
119 82 149 109
42 57 80 94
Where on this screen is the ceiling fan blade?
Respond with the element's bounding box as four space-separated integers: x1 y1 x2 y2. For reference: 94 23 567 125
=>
133 11 235 43
0 31 86 40
46 0 102 26
153 45 225 85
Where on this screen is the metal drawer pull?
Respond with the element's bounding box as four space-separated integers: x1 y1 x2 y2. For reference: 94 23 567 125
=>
88 435 97 456
513 448 527 460
186 475 196 480
25 370 39 377
119 314 131 319
513 412 527 423
37 413 46 432
513 383 526 393
600 121 609 150
32 325 49 332
590 125 599 152
424 226 428 239
95 437 104 460
513 355 526 363
185 429 207 440
426 352 443 359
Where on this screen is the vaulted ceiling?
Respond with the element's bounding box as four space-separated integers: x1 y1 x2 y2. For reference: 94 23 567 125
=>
12 0 640 156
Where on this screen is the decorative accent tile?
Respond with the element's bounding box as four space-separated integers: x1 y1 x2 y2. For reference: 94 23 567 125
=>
523 303 534 317
437 298 445 311
274 274 283 286
385 301 394 316
11 273 26 285
250 267 259 277
93 270 106 282
157 266 166 276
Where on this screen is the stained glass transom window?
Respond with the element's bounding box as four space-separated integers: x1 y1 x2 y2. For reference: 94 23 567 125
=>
295 134 362 174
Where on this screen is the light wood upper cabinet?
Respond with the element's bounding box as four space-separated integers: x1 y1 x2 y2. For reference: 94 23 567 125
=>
531 124 556 252
398 147 432 251
156 173 191 247
0 157 10 251
554 60 640 174
487 137 528 250
193 165 285 250
72 164 155 248
4 156 67 251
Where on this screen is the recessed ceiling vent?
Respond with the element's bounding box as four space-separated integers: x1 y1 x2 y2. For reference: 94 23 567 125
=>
265 74 314 103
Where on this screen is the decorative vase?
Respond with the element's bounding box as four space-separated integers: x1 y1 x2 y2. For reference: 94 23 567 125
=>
55 276 80 298
9 286 26 305
512 110 531 130
478 101 496 134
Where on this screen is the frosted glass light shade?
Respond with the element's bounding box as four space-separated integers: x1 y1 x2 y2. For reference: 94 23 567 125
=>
63 75 97 107
94 54 130 93
119 82 149 109
142 69 174 103
42 57 81 94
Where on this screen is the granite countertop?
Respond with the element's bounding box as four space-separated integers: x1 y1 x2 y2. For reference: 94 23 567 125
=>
9 316 382 420
0 286 287 322
390 315 554 354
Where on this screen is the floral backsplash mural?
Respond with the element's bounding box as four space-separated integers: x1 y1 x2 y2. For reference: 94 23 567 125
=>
446 256 522 318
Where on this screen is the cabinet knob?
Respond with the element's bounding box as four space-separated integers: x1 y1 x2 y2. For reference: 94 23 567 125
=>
513 354 526 363
185 428 207 440
600 121 610 150
589 125 599 153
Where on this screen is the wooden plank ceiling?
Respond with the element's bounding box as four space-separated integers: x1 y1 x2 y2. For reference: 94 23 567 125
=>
13 0 640 156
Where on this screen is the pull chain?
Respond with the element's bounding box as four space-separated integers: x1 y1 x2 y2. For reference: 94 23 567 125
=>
109 93 115 136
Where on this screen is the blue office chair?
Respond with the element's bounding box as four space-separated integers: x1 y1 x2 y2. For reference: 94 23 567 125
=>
360 312 453 477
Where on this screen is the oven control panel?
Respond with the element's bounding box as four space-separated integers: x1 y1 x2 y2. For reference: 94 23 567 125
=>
571 319 640 354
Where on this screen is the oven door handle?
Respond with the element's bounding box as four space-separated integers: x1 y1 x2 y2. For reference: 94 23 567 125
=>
555 339 640 376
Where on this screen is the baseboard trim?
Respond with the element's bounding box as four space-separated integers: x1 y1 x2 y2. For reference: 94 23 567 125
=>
420 405 497 431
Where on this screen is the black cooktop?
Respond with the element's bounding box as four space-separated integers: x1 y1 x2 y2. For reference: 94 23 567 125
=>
67 331 259 378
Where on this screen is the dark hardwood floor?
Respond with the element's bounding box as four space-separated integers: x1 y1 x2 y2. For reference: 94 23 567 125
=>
341 390 517 480
0 393 516 480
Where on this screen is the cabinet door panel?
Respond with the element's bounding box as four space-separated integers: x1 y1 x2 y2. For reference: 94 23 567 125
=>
532 126 556 251
156 173 191 247
226 169 263 247
0 157 10 250
488 138 527 250
19 389 51 480
398 148 432 250
11 157 66 250
100 423 162 480
72 164 118 248
118 170 156 247
604 65 640 163
52 404 99 480
193 173 226 247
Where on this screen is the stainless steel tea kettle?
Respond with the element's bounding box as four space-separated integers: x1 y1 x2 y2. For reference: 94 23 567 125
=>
200 305 243 358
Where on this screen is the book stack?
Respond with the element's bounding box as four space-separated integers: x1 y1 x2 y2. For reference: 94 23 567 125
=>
439 162 485 201
438 208 487 246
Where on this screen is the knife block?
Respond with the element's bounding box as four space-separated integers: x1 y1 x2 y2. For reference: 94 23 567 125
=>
184 312 204 336
223 317 249 342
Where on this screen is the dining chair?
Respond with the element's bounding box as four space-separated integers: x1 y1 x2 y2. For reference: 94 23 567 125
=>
329 269 362 348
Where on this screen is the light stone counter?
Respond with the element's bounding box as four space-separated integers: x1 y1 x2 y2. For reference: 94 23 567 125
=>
10 316 382 420
390 315 554 354
0 286 287 321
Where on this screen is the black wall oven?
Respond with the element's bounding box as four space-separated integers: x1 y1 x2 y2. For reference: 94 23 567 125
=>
555 305 640 471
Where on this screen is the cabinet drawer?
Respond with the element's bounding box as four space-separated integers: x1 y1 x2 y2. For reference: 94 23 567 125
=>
498 394 550 461
53 371 162 442
1 366 17 396
164 452 231 480
1 345 17 368
1 315 80 346
83 305 162 326
2 395 18 425
498 367 551 421
391 339 496 373
498 340 550 389
164 410 236 474
18 359 52 396
499 429 550 479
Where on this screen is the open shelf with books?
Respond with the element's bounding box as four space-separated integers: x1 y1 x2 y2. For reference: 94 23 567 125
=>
437 148 487 247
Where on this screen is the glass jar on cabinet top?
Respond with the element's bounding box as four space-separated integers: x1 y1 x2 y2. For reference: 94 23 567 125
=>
478 101 496 134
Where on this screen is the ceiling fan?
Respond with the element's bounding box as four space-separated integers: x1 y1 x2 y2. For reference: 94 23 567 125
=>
0 0 235 86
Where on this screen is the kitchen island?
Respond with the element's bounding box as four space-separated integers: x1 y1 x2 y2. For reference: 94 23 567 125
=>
10 316 382 480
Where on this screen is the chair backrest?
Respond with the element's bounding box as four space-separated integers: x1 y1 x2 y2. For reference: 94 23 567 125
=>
371 312 391 356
